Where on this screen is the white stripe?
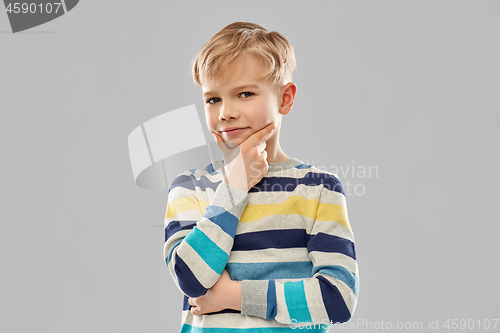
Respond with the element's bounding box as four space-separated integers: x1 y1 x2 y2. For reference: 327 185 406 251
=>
274 280 292 324
318 189 347 207
310 220 354 242
195 217 235 255
303 278 329 324
164 229 190 261
228 247 310 263
309 252 358 275
182 311 295 329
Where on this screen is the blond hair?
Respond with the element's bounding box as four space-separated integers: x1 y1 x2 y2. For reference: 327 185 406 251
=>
192 22 296 95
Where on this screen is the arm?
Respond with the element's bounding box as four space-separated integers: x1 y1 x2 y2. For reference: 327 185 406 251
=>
239 176 358 324
163 170 249 298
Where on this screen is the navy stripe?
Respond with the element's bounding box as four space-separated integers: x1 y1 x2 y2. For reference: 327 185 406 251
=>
169 174 195 193
165 220 197 242
233 229 308 251
183 295 190 311
204 308 241 315
174 254 207 297
320 175 345 196
182 295 241 314
308 233 356 260
250 172 344 195
317 275 352 324
169 173 221 193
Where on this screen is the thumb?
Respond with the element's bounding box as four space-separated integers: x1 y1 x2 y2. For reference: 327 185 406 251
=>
212 132 230 153
211 131 241 164
212 131 221 142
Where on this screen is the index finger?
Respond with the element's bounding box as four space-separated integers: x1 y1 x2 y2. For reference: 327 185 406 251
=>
241 123 276 147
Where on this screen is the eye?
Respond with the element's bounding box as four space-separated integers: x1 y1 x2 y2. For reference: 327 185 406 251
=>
239 92 254 98
206 97 220 104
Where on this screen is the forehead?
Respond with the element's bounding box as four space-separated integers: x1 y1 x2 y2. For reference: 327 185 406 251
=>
202 53 268 96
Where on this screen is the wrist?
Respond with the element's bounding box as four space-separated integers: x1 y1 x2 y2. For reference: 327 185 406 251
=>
222 179 249 193
227 280 242 311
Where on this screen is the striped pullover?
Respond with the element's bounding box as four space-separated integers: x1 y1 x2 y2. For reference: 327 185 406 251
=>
163 157 359 332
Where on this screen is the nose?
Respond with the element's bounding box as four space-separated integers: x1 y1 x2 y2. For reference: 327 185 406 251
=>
219 102 239 121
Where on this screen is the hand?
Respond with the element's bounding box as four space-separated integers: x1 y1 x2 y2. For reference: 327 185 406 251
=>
188 270 241 316
212 123 276 192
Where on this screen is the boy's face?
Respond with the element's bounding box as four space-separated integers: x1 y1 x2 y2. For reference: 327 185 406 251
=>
202 53 282 149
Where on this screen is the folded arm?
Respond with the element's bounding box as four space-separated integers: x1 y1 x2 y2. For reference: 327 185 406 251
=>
163 171 249 297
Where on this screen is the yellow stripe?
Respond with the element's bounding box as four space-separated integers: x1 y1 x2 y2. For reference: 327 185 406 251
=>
316 202 351 229
242 196 318 222
165 196 201 218
199 199 209 214
198 196 351 229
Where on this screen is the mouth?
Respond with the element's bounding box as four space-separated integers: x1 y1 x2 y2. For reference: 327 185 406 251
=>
222 127 249 135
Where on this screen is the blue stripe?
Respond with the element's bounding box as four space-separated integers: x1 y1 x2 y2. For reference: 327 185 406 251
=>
203 205 239 238
313 265 359 297
233 229 308 251
180 324 328 332
174 254 207 297
166 239 182 265
226 261 313 281
317 275 352 324
284 280 312 323
266 280 277 320
307 233 356 260
184 227 229 274
295 163 313 170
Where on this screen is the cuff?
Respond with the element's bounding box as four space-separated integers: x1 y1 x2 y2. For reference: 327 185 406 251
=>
241 279 276 320
211 182 249 220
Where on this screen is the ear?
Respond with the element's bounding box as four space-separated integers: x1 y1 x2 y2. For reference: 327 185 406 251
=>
279 82 297 116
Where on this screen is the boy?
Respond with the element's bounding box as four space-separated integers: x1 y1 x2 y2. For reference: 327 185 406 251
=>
163 22 358 332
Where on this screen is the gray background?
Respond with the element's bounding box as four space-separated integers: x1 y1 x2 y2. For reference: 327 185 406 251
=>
1 1 499 332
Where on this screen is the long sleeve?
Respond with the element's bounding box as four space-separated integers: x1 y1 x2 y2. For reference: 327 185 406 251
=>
239 175 359 325
163 170 249 298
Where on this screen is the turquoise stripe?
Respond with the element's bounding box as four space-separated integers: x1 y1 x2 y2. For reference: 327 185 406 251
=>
313 265 359 297
180 323 328 332
183 227 228 274
284 280 312 323
225 261 313 281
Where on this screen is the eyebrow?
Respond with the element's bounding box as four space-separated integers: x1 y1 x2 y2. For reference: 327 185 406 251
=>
202 84 260 97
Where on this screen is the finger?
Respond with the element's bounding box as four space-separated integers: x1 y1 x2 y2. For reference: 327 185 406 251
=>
242 123 276 148
262 150 268 160
256 141 266 154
